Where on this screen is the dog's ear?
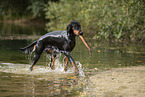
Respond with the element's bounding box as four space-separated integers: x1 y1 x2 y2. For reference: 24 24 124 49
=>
67 24 71 31
67 23 72 35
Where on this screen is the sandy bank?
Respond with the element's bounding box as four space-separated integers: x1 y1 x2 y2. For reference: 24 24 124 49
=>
82 66 145 97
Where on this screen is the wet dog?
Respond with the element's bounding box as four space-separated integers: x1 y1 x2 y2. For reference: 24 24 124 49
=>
20 20 90 75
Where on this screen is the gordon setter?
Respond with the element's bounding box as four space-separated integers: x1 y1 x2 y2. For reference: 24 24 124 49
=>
20 20 90 75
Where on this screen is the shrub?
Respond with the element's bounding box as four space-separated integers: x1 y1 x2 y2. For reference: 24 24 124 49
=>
45 0 145 41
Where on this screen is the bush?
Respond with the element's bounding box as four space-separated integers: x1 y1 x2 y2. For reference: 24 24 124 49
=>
45 0 145 41
0 0 48 20
0 0 30 20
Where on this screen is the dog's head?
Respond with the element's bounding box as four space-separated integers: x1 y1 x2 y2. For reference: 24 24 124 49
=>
67 20 90 51
67 20 83 36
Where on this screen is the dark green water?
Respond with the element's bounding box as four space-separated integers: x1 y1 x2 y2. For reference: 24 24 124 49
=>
0 23 145 96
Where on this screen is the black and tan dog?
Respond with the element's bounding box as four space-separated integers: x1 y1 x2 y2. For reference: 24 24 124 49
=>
20 20 90 75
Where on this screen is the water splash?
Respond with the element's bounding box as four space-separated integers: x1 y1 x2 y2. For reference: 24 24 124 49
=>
46 59 85 76
76 61 85 77
0 60 85 77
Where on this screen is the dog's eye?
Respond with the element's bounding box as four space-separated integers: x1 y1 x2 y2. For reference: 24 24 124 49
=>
73 24 80 30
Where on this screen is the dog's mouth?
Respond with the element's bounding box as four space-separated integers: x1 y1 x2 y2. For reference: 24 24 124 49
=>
73 29 80 36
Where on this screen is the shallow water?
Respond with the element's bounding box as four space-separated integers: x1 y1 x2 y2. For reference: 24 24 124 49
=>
0 62 85 96
0 23 145 96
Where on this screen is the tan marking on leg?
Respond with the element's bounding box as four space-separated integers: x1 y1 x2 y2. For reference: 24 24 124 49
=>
71 62 79 75
64 56 68 71
52 57 56 70
51 55 56 70
30 64 36 71
32 45 36 52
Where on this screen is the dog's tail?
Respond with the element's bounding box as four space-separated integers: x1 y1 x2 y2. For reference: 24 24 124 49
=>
20 41 37 54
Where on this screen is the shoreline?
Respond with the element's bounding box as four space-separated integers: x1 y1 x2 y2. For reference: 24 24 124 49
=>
0 18 46 26
81 66 145 97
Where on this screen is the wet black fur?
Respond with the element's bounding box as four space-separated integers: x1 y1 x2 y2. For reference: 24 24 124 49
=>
20 20 83 74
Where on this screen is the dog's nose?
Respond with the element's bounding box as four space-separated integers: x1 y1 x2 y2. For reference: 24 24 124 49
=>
79 31 83 36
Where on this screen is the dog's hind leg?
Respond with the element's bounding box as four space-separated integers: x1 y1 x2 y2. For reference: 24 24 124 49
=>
63 56 69 72
29 45 44 71
46 48 56 70
29 53 41 71
50 54 56 70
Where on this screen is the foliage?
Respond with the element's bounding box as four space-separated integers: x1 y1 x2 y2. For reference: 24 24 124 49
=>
0 0 144 41
0 0 30 20
0 0 49 20
45 0 145 41
27 0 48 18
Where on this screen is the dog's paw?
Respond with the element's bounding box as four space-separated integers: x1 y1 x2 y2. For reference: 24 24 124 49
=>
28 67 33 72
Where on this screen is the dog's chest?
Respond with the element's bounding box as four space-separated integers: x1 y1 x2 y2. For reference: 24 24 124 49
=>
66 40 75 51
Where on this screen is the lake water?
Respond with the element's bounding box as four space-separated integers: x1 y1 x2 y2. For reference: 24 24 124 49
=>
0 23 145 96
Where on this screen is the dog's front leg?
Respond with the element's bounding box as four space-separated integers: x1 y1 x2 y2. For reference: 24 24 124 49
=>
63 52 79 75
